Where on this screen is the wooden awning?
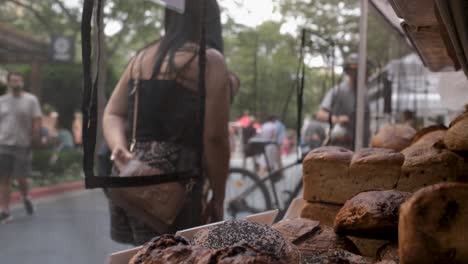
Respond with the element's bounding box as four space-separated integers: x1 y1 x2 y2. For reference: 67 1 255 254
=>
0 22 49 64
388 0 468 77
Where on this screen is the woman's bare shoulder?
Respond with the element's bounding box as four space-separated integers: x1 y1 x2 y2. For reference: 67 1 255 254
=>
206 48 226 69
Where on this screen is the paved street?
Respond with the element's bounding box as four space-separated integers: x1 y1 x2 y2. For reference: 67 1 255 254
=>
0 190 131 264
0 155 302 264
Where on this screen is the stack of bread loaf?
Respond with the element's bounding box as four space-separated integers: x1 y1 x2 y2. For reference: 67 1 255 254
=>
298 109 468 263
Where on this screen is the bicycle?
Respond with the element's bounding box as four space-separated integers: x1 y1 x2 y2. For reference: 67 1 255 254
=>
225 138 304 220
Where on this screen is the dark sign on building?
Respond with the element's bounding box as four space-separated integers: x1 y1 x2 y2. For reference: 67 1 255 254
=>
49 36 75 63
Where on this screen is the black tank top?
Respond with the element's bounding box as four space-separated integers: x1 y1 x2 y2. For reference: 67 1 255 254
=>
127 79 202 150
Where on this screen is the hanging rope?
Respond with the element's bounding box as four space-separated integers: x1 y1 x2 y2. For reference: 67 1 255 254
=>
81 0 95 181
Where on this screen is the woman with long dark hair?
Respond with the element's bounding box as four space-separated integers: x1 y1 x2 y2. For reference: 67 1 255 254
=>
102 0 230 245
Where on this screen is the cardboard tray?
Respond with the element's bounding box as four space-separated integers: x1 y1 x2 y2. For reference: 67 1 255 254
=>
106 209 279 264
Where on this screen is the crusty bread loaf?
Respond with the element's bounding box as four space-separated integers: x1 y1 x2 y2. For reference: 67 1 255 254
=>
198 244 287 264
399 182 468 264
129 235 190 264
348 148 404 194
142 245 212 264
371 124 417 151
334 190 411 240
377 243 399 263
398 145 459 192
445 111 468 152
302 146 354 203
409 125 447 148
272 218 360 257
192 221 300 263
128 235 202 264
300 201 342 227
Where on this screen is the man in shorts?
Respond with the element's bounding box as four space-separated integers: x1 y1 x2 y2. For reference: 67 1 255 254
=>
0 72 42 223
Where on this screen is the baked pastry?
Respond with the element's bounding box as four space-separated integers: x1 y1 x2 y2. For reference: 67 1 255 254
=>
399 182 468 264
142 245 212 264
302 146 354 204
377 243 399 263
192 221 300 263
198 244 287 264
398 144 459 192
371 124 417 151
445 109 468 152
348 148 404 194
129 235 192 264
272 218 360 261
300 201 342 227
334 190 411 240
409 125 447 148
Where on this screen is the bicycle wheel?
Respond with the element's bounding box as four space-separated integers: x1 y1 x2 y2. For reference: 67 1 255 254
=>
225 168 272 220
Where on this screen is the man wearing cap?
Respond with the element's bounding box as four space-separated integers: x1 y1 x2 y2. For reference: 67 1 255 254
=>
316 53 370 150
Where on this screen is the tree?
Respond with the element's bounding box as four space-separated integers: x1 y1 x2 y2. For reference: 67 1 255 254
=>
224 20 331 128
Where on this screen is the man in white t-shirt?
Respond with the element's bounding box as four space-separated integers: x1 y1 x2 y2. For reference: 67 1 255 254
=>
0 72 42 223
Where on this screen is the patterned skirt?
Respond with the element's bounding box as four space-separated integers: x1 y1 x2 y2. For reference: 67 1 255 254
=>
107 141 205 246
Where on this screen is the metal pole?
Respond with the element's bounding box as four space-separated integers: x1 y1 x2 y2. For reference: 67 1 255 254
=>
355 0 368 150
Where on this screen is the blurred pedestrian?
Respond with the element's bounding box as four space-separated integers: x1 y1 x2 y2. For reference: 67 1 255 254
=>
316 53 370 150
0 72 42 223
258 115 281 176
102 0 230 245
302 113 326 150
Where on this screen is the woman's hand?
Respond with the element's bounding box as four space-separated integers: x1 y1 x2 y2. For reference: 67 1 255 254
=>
110 146 133 172
205 197 224 223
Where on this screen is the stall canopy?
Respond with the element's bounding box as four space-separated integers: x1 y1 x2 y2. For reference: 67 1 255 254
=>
388 0 468 78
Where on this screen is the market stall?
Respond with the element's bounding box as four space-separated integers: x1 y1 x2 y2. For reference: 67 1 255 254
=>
79 0 468 263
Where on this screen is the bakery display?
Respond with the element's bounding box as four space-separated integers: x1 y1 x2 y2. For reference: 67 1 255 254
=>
371 124 417 151
302 146 354 204
348 148 404 193
334 190 411 240
445 109 468 152
399 182 468 264
192 220 300 263
272 218 360 256
398 144 459 192
300 201 342 227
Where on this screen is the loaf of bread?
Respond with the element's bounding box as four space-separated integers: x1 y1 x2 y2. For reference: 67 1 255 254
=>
377 243 399 263
302 146 354 204
399 182 468 264
198 244 287 264
300 201 342 227
192 220 300 263
445 110 468 152
140 245 213 264
398 144 459 192
371 124 417 151
128 235 203 264
409 125 447 148
348 148 404 194
272 218 360 257
334 190 411 240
